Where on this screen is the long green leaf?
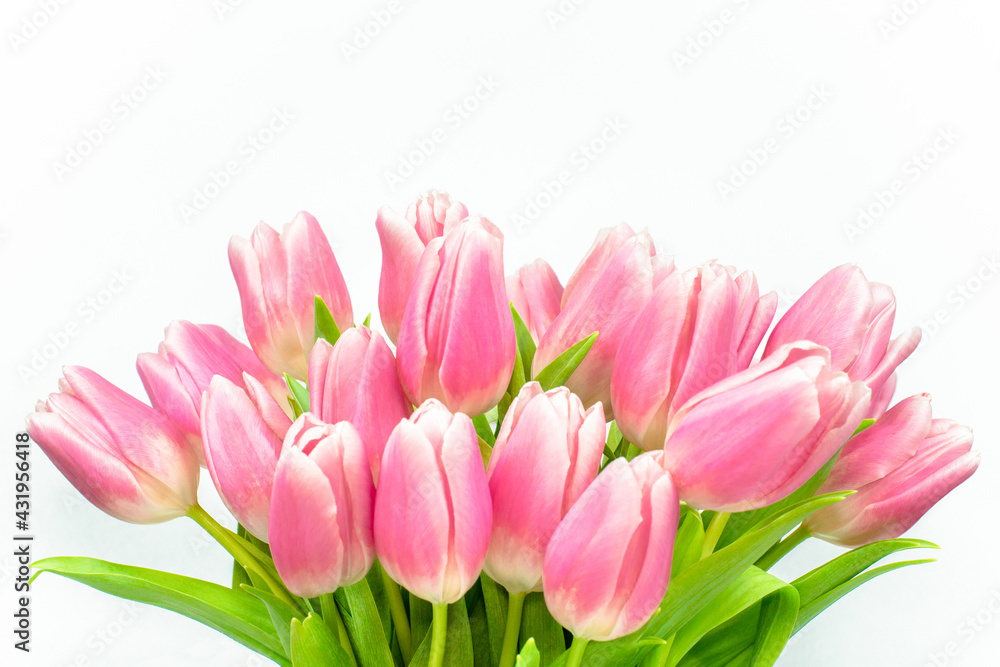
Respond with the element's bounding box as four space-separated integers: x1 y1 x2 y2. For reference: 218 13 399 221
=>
481 573 509 667
672 506 706 578
533 332 598 390
517 638 542 667
290 613 354 667
285 373 310 414
32 557 288 665
410 598 474 666
240 584 302 656
335 578 395 667
520 592 565 665
511 304 536 380
315 295 342 344
468 591 493 667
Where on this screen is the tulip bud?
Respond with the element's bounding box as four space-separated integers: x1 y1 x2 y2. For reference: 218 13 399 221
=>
229 212 353 380
763 265 921 410
533 224 668 415
374 400 491 604
805 394 980 546
376 191 470 343
543 453 679 642
269 414 375 598
611 263 777 449
484 383 605 594
308 328 412 482
506 259 564 342
137 321 289 463
26 366 199 524
662 342 871 512
201 374 292 541
396 218 515 416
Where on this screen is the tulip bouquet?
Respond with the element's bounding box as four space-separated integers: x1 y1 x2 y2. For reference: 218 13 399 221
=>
28 192 980 667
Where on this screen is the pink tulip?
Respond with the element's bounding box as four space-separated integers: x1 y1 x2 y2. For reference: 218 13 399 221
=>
661 342 870 512
484 382 605 594
396 217 515 416
269 413 375 597
506 259 564 342
533 224 668 415
200 374 292 541
373 400 491 604
611 263 777 449
308 328 412 482
805 394 980 546
543 453 679 641
26 366 199 524
763 265 921 409
229 212 353 380
137 321 289 463
376 191 470 343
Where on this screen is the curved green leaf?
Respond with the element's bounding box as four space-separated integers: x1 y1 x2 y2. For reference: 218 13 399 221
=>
410 598 474 666
290 613 354 667
334 578 395 667
315 295 342 344
511 304 537 382
517 638 541 667
534 332 598 390
520 592 565 665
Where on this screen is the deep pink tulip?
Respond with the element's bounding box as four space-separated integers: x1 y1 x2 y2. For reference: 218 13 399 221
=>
805 394 980 546
484 382 605 594
543 453 679 642
26 366 199 524
229 212 353 380
137 321 289 463
396 218 515 416
506 259 564 342
269 413 375 597
661 342 870 512
201 374 292 541
611 263 777 449
533 224 669 415
763 265 921 410
376 191 470 343
308 328 412 482
373 400 491 604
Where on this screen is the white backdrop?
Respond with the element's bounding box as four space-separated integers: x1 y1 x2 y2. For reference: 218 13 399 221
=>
2 1 998 665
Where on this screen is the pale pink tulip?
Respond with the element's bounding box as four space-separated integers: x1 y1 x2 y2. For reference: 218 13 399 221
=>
805 394 980 546
373 400 491 604
269 413 375 597
376 191 470 343
484 382 605 594
309 328 412 482
763 265 920 408
611 263 777 449
506 259 564 342
661 342 870 512
201 374 292 541
543 453 679 641
229 212 353 379
137 321 289 463
26 366 199 524
396 217 515 416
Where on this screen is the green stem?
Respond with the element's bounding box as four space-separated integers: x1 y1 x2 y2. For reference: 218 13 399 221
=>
187 505 301 612
381 568 413 664
321 593 357 666
755 525 811 571
498 592 526 667
640 635 675 667
429 603 449 667
700 512 731 559
565 636 590 667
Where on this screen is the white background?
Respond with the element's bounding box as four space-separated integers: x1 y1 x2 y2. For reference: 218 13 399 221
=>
2 1 998 665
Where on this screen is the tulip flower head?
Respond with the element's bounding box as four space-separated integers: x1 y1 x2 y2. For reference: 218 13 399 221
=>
506 259 564 343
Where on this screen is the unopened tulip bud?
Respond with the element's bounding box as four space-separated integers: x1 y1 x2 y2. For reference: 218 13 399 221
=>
506 259 564 342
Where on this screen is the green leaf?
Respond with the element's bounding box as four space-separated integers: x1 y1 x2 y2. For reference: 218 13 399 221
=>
533 332 598 390
748 583 799 666
240 584 303 656
672 506 706 578
232 525 253 592
32 557 288 665
334 578 395 667
409 598 474 666
364 561 393 644
315 295 342 344
290 613 354 667
410 592 433 653
498 337 528 427
516 638 542 667
362 313 372 327
473 414 496 447
511 304 536 381
467 590 493 667
480 573 509 667
285 374 310 414
519 592 565 665
853 418 875 435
